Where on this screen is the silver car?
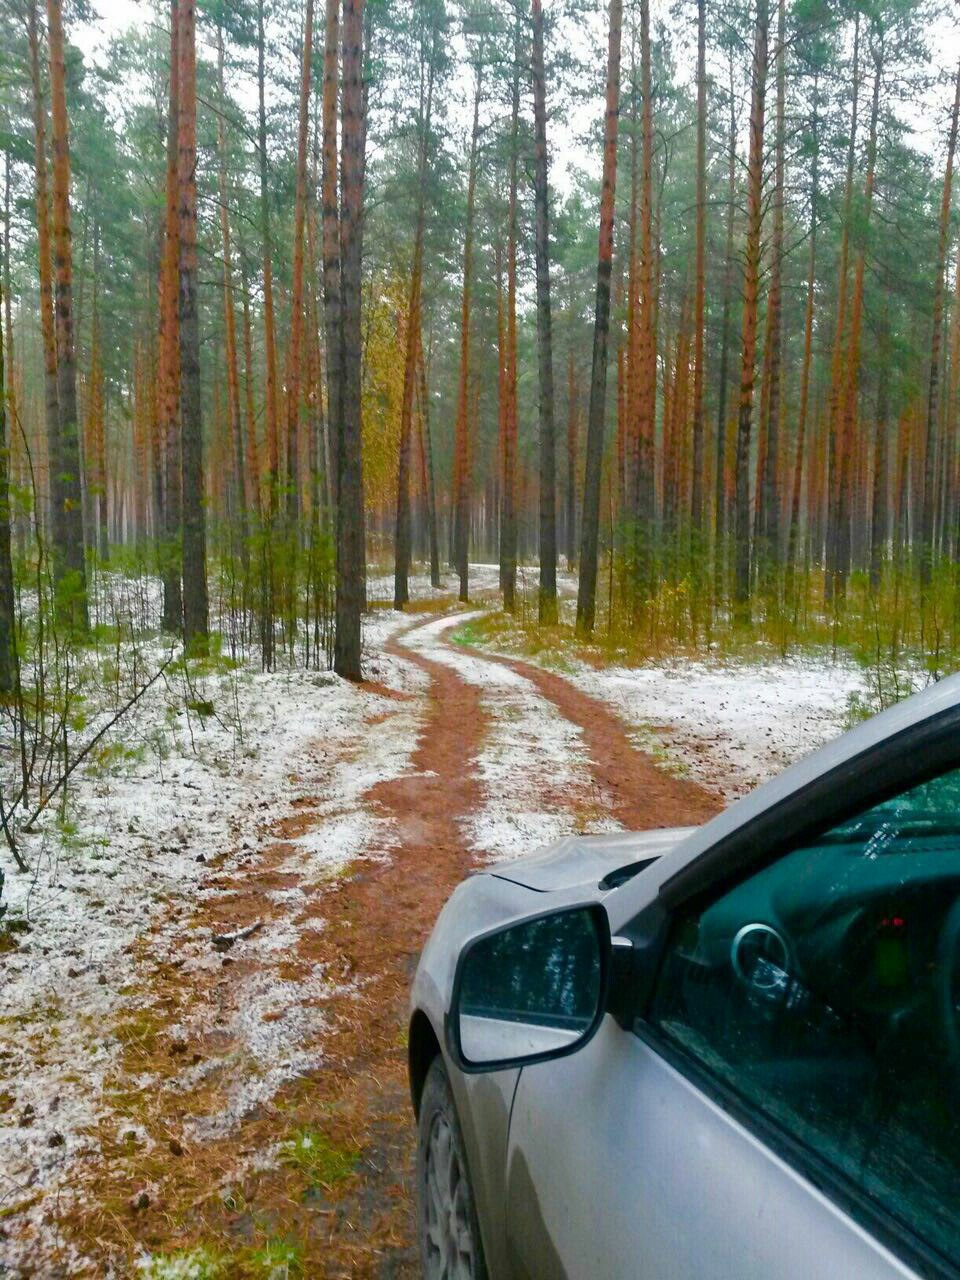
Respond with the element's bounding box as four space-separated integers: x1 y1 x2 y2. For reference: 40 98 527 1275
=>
408 675 960 1279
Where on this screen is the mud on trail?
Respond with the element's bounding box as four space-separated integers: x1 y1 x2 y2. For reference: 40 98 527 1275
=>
9 610 717 1278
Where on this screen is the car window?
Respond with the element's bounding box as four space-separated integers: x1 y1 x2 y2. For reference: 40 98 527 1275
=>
650 765 960 1269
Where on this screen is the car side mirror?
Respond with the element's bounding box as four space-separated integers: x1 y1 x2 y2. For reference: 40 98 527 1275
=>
449 904 611 1071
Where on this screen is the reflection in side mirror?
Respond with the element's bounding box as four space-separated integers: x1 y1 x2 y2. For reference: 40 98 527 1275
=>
453 905 608 1068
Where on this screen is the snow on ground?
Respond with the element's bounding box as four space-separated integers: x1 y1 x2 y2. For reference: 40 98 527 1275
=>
557 653 867 798
0 560 876 1269
400 613 619 861
365 561 578 607
0 609 423 1259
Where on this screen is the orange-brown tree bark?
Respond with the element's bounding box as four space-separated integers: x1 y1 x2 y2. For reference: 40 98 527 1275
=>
566 341 579 567
257 0 280 517
632 0 656 598
159 0 182 632
0 181 16 693
713 45 737 603
921 57 960 585
215 15 248 566
239 253 262 519
394 4 437 609
453 63 482 604
690 0 707 540
732 0 769 622
756 0 785 583
786 69 820 586
26 0 60 542
87 222 107 557
869 304 890 590
836 36 882 597
417 331 440 587
46 0 88 628
825 13 860 600
285 0 315 525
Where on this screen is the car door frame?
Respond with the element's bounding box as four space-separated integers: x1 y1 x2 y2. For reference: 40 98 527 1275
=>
609 700 960 1280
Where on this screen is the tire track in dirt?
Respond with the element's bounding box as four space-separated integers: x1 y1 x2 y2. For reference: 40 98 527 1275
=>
453 640 723 831
399 613 617 861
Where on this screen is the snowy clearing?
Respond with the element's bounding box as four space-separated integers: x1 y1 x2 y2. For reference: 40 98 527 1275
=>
526 652 867 798
0 566 887 1275
0 608 424 1271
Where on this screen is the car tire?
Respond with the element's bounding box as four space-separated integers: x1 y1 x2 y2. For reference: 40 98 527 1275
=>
417 1055 488 1280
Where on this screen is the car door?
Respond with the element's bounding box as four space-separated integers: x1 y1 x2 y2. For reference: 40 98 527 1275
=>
503 765 960 1280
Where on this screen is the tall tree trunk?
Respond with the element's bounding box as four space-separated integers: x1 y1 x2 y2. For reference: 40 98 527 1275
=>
257 0 281 516
500 12 521 612
632 0 656 601
757 0 785 585
334 0 366 680
394 9 437 609
306 106 329 526
322 0 342 506
87 222 107 558
713 45 737 605
239 250 262 519
177 0 208 648
825 13 860 601
870 303 890 591
3 145 19 553
733 0 769 623
531 0 558 623
0 199 16 692
625 43 638 520
566 341 579 567
453 65 482 604
576 0 622 634
27 0 60 543
837 39 882 597
286 0 315 526
159 0 182 632
496 243 508 575
690 0 707 541
786 69 819 587
946 231 960 567
216 17 248 571
417 332 440 587
922 58 960 586
46 0 88 629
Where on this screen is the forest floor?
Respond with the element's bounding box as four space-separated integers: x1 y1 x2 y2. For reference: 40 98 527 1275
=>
0 568 868 1278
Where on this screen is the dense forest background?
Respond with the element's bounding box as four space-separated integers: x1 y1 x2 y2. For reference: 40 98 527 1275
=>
4 2 960 1264
2 0 960 698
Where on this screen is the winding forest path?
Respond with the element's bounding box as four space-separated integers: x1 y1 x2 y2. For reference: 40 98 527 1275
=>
33 609 719 1278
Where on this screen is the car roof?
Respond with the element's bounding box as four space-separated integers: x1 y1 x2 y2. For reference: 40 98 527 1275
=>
611 668 960 923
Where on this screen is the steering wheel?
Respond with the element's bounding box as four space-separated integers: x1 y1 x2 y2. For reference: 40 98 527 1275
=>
936 896 960 1069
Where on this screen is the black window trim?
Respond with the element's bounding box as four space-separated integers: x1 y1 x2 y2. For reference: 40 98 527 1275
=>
625 700 960 1280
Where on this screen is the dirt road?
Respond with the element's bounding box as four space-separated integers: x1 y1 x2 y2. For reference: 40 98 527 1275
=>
12 610 718 1278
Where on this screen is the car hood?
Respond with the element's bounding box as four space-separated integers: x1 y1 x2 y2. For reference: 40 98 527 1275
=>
488 827 697 894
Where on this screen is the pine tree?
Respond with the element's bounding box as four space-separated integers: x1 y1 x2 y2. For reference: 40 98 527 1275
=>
577 0 622 635
334 0 366 680
177 0 209 649
733 0 769 623
531 0 558 624
46 0 88 629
